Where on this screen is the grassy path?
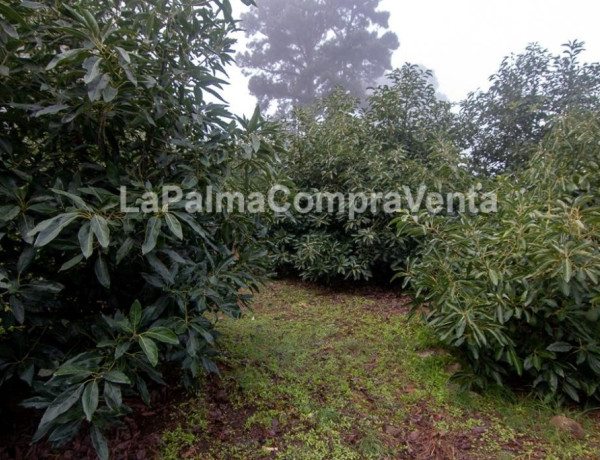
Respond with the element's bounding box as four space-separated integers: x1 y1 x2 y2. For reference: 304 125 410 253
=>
160 281 600 459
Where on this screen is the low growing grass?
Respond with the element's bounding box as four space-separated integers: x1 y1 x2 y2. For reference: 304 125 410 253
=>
160 280 600 459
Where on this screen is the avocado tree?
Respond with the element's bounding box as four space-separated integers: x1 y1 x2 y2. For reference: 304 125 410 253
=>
0 0 282 456
270 65 456 282
398 111 600 402
459 41 600 174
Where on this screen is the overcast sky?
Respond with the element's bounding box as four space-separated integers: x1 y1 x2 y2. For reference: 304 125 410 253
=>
222 0 600 116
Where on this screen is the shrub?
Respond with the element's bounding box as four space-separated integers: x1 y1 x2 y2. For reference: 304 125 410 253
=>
271 65 456 282
0 0 280 456
397 112 600 402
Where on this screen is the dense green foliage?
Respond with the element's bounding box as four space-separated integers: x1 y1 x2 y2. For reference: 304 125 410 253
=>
237 0 399 113
398 112 600 402
459 41 600 174
2 1 600 455
270 39 600 403
0 0 283 456
271 65 455 282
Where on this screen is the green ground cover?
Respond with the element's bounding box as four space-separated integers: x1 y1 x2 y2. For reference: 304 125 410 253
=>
160 281 600 459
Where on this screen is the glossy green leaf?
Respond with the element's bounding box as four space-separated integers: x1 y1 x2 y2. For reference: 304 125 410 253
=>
144 327 179 345
0 18 18 39
9 296 24 324
90 423 109 460
34 105 71 117
35 384 85 442
90 215 110 248
103 382 122 411
164 213 183 240
139 336 158 367
82 56 102 84
546 342 573 353
30 213 80 247
87 74 110 102
116 237 134 264
129 300 142 329
17 246 35 274
59 254 84 272
82 381 99 422
142 216 161 255
50 188 91 210
46 48 87 70
78 222 94 258
94 255 110 288
104 370 131 385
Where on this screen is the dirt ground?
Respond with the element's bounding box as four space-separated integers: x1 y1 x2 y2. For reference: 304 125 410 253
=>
1 280 599 459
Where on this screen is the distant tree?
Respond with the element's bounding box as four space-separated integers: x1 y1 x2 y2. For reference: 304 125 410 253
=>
237 0 399 113
367 64 456 159
459 40 600 175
